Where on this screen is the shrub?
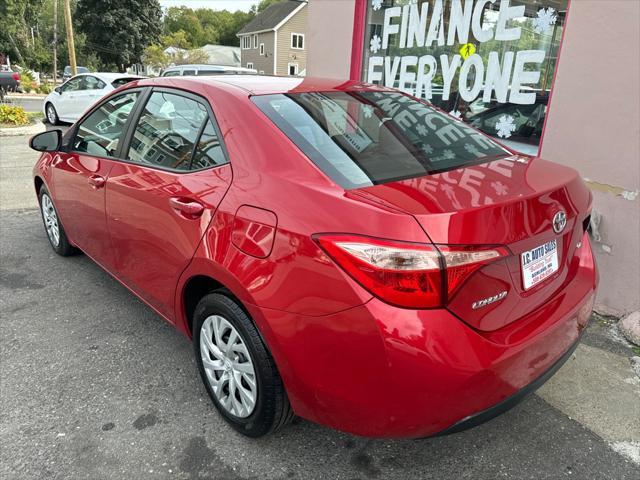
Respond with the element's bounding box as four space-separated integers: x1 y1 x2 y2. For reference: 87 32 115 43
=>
38 84 53 95
20 70 36 93
0 105 30 126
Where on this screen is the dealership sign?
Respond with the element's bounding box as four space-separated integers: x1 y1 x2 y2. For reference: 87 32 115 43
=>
366 0 555 105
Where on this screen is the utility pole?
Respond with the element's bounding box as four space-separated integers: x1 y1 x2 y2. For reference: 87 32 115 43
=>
53 0 58 85
63 0 77 76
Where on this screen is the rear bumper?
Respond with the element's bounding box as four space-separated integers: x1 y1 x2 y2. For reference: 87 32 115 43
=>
250 236 597 438
436 330 582 436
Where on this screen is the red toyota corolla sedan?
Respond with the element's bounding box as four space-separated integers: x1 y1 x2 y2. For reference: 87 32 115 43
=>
29 76 597 438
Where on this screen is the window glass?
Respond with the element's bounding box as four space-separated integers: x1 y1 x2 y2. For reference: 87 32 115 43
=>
253 91 507 189
73 92 139 158
291 33 304 49
127 91 208 171
197 69 223 76
191 120 227 169
111 77 139 88
182 70 196 76
62 77 83 92
84 76 105 90
362 0 567 155
162 70 181 77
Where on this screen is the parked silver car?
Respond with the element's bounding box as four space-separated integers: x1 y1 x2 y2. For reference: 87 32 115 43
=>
160 64 257 77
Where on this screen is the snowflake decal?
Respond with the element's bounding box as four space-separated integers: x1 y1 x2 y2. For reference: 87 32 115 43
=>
442 149 455 160
416 124 428 136
422 144 434 155
362 105 374 119
491 181 508 196
533 7 557 34
464 143 481 157
370 34 382 54
495 115 516 138
372 0 383 11
449 109 462 119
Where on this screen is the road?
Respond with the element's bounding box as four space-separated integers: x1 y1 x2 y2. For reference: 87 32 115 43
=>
4 95 46 113
1 134 639 479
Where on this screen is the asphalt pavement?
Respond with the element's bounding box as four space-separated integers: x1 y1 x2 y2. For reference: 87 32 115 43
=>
1 134 639 479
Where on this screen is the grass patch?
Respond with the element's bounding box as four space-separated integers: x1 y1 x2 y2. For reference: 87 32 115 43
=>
633 346 640 356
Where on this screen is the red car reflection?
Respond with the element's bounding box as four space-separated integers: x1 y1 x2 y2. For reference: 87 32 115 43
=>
30 76 597 438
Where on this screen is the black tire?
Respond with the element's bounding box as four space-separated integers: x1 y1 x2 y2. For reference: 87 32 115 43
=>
38 187 77 256
45 102 59 125
193 293 293 437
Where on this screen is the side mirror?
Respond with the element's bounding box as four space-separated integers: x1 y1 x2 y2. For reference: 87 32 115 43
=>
29 130 62 152
54 86 62 94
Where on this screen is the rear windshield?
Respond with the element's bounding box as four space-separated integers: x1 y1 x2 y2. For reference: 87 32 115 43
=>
252 91 509 189
111 78 139 88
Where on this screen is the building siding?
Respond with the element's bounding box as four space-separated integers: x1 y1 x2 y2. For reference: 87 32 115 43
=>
276 5 308 76
239 32 276 74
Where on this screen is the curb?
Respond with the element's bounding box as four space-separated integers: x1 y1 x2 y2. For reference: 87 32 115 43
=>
0 121 46 137
4 94 47 100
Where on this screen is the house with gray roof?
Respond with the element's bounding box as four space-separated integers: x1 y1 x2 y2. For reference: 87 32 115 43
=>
237 0 307 76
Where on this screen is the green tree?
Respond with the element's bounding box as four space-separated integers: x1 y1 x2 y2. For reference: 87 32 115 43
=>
161 30 192 49
251 0 286 15
76 0 162 71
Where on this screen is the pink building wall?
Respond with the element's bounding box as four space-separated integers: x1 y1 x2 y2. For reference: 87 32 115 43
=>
539 0 640 315
306 0 640 314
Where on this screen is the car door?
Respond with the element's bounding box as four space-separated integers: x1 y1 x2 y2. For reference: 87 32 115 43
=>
51 90 143 270
55 76 84 121
73 75 109 118
105 88 232 321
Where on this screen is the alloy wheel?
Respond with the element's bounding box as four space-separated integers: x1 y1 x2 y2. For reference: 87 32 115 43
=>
41 194 60 247
46 105 56 124
199 315 257 418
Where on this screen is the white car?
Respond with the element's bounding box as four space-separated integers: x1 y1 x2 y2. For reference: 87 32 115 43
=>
44 72 143 125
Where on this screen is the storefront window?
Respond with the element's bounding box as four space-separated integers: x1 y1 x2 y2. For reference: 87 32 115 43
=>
362 0 567 155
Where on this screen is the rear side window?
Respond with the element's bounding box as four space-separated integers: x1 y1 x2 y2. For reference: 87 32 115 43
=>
252 91 509 189
191 120 226 169
126 91 227 172
73 92 139 158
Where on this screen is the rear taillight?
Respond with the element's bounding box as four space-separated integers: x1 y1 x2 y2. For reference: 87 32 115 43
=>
11 73 20 81
314 235 509 309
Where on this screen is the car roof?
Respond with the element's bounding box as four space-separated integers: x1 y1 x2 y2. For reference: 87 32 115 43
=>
135 75 382 96
70 72 144 81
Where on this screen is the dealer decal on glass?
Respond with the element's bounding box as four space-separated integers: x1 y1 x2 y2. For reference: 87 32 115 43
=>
520 239 559 290
366 0 559 110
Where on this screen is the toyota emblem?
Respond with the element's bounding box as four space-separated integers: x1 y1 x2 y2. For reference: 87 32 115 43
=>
553 210 567 234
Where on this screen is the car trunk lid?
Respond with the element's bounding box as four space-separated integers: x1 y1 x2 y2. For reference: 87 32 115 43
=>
351 155 592 332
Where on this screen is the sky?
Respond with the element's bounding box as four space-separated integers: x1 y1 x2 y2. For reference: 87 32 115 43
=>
159 0 258 12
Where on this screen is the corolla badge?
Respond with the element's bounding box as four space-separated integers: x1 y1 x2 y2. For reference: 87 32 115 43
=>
471 291 508 310
553 210 567 234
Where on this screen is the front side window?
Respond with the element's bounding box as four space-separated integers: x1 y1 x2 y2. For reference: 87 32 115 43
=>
73 92 139 158
84 76 106 90
162 70 181 77
126 91 209 171
253 91 508 189
61 77 83 92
